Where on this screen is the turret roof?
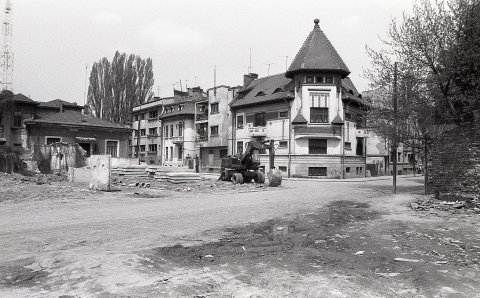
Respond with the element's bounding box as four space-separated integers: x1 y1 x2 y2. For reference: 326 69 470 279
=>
286 19 350 78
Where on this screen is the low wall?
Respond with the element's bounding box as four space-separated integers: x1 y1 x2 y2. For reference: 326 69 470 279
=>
68 167 92 184
428 115 480 199
87 156 139 168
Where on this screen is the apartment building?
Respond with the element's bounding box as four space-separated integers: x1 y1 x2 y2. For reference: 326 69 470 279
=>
131 88 207 167
195 85 240 172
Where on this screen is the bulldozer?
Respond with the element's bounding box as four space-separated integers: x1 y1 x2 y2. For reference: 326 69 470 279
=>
219 140 282 187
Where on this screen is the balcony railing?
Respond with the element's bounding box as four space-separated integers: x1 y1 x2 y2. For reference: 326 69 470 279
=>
247 127 267 137
171 136 184 144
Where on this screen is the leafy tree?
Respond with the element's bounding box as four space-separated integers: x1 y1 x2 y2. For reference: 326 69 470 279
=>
87 51 154 124
365 0 480 192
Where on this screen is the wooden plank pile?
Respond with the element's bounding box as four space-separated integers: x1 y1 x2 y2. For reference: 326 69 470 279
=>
151 166 195 181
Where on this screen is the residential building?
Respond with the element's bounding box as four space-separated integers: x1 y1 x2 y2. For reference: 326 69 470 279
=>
362 88 416 176
131 87 207 167
0 94 131 157
196 85 240 172
230 19 369 178
26 99 131 157
0 94 37 148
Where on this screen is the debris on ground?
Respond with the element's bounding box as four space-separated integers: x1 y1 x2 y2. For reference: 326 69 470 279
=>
410 196 480 213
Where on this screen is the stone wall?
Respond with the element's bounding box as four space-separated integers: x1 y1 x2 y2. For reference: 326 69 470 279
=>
428 112 480 199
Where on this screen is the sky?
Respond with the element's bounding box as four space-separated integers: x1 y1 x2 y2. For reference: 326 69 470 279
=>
9 0 416 104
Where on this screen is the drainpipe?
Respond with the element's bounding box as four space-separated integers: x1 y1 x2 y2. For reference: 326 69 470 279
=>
136 118 140 164
342 125 345 179
231 109 236 156
286 98 292 178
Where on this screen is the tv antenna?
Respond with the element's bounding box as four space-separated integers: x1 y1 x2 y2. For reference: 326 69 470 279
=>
1 0 13 90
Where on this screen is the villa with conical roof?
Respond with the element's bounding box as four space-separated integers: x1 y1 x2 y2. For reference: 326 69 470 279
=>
230 19 369 178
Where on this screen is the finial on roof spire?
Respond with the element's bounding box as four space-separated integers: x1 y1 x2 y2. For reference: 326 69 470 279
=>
314 18 319 27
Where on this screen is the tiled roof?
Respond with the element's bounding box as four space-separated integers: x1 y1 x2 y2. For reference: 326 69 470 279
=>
25 110 131 130
341 77 358 95
158 101 196 120
230 73 294 108
38 99 83 109
12 93 38 105
291 113 308 125
286 19 350 78
341 78 371 107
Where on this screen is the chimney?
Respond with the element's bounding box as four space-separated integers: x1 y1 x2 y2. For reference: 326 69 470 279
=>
83 105 90 115
59 102 64 113
243 73 258 87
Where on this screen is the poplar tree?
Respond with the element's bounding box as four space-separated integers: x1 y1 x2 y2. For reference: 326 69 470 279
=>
87 51 154 124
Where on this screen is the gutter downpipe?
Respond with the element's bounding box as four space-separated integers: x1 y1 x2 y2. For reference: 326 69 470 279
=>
231 109 236 156
136 119 141 165
286 98 292 178
342 125 345 179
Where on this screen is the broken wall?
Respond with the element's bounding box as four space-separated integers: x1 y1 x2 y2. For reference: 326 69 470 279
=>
428 111 480 199
33 143 87 174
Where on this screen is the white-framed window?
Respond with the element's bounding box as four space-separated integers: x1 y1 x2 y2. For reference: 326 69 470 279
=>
105 139 119 157
310 92 329 123
236 114 244 129
45 136 62 145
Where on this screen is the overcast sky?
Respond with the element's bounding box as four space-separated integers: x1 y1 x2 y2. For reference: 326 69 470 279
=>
10 0 415 104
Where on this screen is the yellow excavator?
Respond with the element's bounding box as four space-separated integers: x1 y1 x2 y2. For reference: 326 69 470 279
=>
219 140 282 186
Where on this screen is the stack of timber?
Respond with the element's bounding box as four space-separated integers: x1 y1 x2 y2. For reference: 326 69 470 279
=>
114 165 148 177
166 172 201 184
152 166 195 181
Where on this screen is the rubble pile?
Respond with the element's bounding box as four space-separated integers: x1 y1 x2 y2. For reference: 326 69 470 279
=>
410 196 480 213
112 174 269 194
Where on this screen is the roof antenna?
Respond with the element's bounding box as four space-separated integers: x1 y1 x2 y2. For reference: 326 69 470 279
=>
249 48 252 73
214 65 217 97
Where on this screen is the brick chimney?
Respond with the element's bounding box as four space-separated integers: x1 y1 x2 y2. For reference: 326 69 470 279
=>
83 105 90 115
243 73 258 87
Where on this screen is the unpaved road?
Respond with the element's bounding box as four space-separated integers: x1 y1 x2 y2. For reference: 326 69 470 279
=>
1 175 479 297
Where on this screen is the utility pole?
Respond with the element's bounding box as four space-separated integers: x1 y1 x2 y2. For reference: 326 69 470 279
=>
393 62 398 194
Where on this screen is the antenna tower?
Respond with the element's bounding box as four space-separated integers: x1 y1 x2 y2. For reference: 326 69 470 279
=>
1 0 13 90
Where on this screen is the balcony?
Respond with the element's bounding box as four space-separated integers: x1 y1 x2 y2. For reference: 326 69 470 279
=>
195 134 208 143
195 113 208 122
171 136 184 144
147 134 159 138
294 125 341 139
247 127 267 137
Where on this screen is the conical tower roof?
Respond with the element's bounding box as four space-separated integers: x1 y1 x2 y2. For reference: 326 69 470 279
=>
286 19 350 78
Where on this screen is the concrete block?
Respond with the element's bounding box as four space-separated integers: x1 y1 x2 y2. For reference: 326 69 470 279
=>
89 155 111 191
111 157 140 168
68 167 92 184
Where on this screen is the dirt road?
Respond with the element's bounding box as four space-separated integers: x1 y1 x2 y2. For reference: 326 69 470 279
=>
1 175 479 297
